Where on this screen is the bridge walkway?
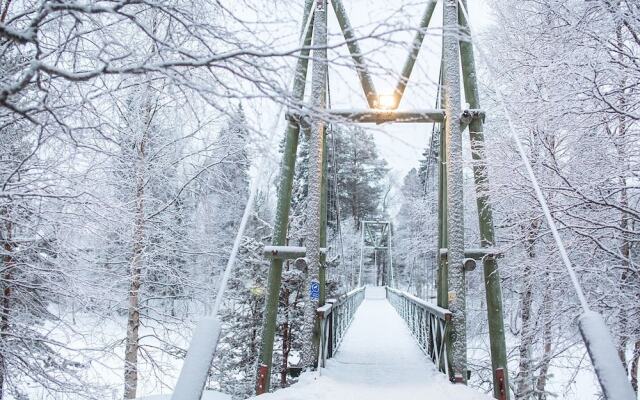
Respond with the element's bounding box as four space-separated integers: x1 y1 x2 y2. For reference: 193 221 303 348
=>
252 287 490 400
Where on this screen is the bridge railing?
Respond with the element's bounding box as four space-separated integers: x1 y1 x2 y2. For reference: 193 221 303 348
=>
316 286 365 367
385 286 452 377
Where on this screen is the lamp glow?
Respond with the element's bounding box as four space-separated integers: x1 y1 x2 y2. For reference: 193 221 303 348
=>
377 94 396 110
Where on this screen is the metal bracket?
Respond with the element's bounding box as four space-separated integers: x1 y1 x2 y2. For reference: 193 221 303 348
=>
460 109 485 124
284 110 310 130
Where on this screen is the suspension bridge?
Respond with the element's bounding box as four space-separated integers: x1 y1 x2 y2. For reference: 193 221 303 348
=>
170 1 636 400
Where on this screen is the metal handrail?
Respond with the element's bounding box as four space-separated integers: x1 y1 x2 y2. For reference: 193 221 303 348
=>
317 286 365 367
385 286 452 378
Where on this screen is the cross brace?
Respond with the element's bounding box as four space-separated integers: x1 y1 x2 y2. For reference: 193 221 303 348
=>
439 248 502 260
263 245 328 260
286 109 485 125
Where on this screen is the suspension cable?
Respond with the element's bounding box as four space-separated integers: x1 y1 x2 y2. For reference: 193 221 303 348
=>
212 107 285 315
457 1 590 312
326 57 348 288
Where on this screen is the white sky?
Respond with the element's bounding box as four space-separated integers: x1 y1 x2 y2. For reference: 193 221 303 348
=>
242 0 496 213
310 0 495 216
324 0 494 181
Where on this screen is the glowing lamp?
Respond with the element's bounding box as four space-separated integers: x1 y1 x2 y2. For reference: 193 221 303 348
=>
376 94 397 110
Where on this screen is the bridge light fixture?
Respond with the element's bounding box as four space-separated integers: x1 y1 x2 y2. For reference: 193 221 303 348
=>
376 94 397 110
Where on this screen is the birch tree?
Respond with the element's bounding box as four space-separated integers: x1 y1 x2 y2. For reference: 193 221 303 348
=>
486 0 640 396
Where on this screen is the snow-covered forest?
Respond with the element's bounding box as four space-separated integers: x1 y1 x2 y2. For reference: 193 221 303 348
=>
0 0 638 399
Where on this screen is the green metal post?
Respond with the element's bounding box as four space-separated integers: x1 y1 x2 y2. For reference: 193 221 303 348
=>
459 3 509 398
394 0 438 107
255 0 314 394
436 56 447 311
320 128 328 305
443 0 467 384
436 46 452 379
313 124 328 365
330 0 378 108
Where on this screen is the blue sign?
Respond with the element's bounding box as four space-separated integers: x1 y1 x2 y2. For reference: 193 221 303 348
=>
310 280 320 300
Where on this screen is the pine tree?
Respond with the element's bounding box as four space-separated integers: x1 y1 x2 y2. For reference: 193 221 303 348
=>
328 125 388 228
210 236 268 399
203 106 275 399
205 106 251 274
395 169 433 296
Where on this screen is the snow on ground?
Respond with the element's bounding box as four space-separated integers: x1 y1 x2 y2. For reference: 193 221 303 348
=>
249 286 492 400
138 391 231 400
25 308 194 400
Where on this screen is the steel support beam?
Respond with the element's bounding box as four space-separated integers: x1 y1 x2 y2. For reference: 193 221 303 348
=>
459 2 509 397
328 109 444 123
330 0 378 108
263 246 328 259
358 221 394 287
439 248 501 260
315 90 329 364
436 57 448 313
286 109 484 125
320 112 328 305
436 48 455 381
393 0 438 107
443 0 467 384
255 0 314 394
301 0 328 370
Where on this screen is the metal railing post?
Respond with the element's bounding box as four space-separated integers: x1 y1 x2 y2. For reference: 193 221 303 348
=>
315 286 365 368
385 287 452 376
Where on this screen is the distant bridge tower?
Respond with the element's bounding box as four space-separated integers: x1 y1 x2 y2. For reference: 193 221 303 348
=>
358 220 395 287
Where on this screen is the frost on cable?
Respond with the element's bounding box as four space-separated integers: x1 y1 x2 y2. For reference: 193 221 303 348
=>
172 317 222 400
578 312 636 400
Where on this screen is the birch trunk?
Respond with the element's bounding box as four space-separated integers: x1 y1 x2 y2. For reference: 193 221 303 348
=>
535 270 553 400
0 220 13 400
123 100 152 399
516 218 540 400
613 10 633 376
516 258 534 399
0 4 12 393
631 340 639 392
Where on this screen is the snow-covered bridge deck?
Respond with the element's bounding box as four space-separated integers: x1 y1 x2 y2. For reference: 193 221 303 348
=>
252 287 489 400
